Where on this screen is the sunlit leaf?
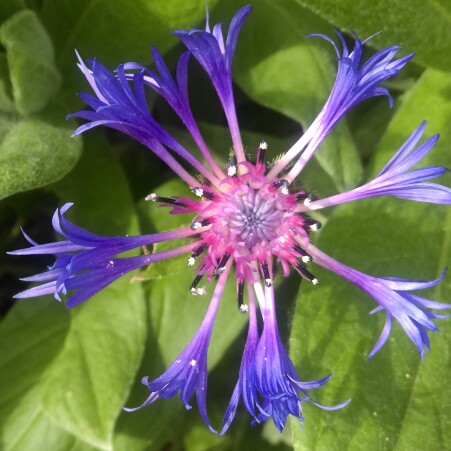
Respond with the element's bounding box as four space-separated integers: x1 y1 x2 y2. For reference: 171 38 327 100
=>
290 69 451 450
295 0 451 72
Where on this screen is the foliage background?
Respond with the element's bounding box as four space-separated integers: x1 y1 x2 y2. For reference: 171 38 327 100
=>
1 0 450 450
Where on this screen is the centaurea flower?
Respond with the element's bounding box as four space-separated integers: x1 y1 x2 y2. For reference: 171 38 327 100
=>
10 5 451 434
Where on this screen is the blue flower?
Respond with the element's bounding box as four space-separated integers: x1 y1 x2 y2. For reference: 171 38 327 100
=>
125 263 232 433
221 283 350 435
10 5 450 434
307 122 451 209
10 203 200 308
309 244 451 359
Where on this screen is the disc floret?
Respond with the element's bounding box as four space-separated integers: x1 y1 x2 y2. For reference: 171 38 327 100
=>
155 144 320 305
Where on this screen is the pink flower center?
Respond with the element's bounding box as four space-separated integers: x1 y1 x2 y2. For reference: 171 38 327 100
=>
150 146 320 308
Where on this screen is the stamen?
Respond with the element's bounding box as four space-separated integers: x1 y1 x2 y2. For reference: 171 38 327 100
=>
202 190 216 200
257 141 268 164
295 191 308 201
191 243 208 259
215 253 231 275
237 280 248 313
293 244 312 263
145 193 186 207
187 256 195 266
295 263 319 285
226 161 237 176
300 217 322 231
273 179 290 194
239 304 249 314
261 261 273 287
304 193 316 206
191 274 204 289
191 286 207 296
193 187 204 197
145 193 158 201
281 179 290 195
190 273 207 295
295 192 316 206
309 221 322 231
190 218 210 230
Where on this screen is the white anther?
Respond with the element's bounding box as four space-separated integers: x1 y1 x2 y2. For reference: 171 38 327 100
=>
310 223 320 231
187 257 195 266
215 266 226 275
304 195 314 206
265 278 273 287
302 255 312 263
278 236 286 243
191 286 207 296
193 187 204 197
226 162 237 176
190 221 202 230
239 304 249 314
145 193 158 202
281 180 290 195
259 141 268 150
312 278 319 285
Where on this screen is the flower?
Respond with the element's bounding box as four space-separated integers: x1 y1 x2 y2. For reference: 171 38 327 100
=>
10 5 451 434
9 203 201 309
309 245 450 359
220 280 350 435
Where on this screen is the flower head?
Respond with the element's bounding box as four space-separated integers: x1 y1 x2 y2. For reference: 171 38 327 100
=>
10 4 450 435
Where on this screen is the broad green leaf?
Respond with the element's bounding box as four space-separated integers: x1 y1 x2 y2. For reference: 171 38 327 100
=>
0 299 101 450
290 69 451 450
183 414 292 451
0 0 24 24
0 299 68 448
0 107 82 200
39 137 147 449
40 0 218 89
0 54 15 112
227 0 362 191
0 9 61 115
374 70 451 169
0 0 25 23
295 0 451 72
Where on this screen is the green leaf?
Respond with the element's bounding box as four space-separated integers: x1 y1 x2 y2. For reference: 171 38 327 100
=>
228 0 362 191
0 53 15 112
0 298 103 450
40 0 218 89
0 9 61 115
295 0 451 72
290 69 451 450
0 0 24 24
38 137 147 449
0 106 82 201
0 299 68 449
134 178 193 281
